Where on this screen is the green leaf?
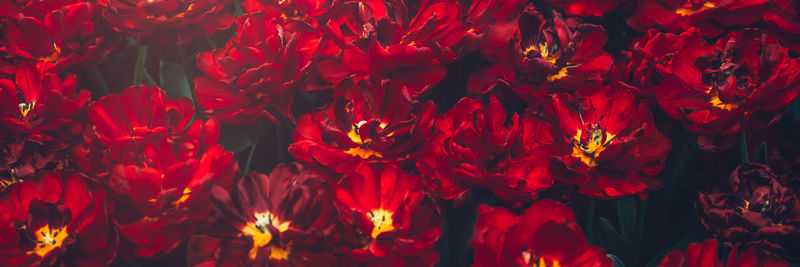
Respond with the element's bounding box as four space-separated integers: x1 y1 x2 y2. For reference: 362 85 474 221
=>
616 196 637 242
608 254 626 267
132 46 148 85
739 130 749 164
754 142 768 165
159 61 193 100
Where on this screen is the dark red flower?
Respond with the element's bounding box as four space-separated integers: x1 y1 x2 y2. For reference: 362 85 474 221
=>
241 0 336 24
97 0 235 45
0 0 118 73
187 163 339 266
471 200 611 267
0 63 89 142
628 0 768 37
289 77 435 174
194 12 324 123
461 0 526 55
658 239 790 267
416 96 510 200
417 96 557 204
546 83 671 199
0 172 117 266
615 28 695 99
85 85 237 259
469 7 613 100
323 0 465 94
656 29 800 136
543 0 631 17
697 163 800 261
334 163 441 266
764 0 800 54
0 63 89 178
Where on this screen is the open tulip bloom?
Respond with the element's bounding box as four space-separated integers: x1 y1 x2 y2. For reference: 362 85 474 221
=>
3 0 800 266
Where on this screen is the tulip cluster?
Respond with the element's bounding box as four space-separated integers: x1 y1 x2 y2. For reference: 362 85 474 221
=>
2 0 800 266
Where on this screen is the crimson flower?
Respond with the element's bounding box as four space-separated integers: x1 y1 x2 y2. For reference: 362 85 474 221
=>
764 0 800 54
194 12 324 123
469 7 612 100
97 0 235 44
416 97 510 200
289 77 435 174
543 0 631 17
656 29 800 136
546 84 671 199
659 239 789 267
323 0 465 94
334 163 441 266
0 63 89 178
471 200 611 267
628 0 768 37
187 163 339 266
0 63 89 142
85 85 237 259
615 28 695 99
461 0 526 55
241 0 336 24
0 172 117 266
697 163 800 261
0 0 117 73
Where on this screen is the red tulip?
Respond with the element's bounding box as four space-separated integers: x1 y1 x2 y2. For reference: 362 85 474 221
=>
0 0 117 73
97 0 235 44
193 13 324 123
697 163 800 262
0 63 89 178
656 29 800 136
764 0 800 54
323 0 465 94
471 200 611 267
469 7 612 101
544 0 631 17
0 172 117 266
628 0 768 37
187 163 340 266
86 85 237 259
334 163 441 266
289 77 435 174
546 83 671 199
659 239 789 267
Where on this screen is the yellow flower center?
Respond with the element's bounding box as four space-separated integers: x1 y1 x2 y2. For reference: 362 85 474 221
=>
345 120 388 159
524 43 558 64
706 87 740 111
571 129 615 168
675 2 716 16
38 42 60 62
367 209 395 239
522 251 562 267
28 225 68 257
241 212 291 260
19 102 35 117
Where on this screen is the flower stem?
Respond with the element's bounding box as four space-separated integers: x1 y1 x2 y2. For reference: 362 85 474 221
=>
132 46 148 85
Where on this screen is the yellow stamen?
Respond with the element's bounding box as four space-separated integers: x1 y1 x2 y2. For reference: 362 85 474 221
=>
38 43 60 62
19 102 35 117
367 209 395 239
344 120 388 159
28 225 68 257
268 245 290 260
706 87 740 111
547 67 570 81
242 212 291 260
570 129 615 168
675 2 716 16
524 43 558 64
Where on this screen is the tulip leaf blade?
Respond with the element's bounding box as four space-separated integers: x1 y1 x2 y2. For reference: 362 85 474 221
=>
754 141 768 165
616 196 637 242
